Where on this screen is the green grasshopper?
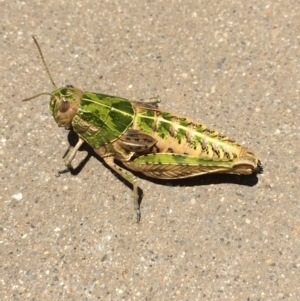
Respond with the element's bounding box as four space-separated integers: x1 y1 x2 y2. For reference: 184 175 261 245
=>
23 36 263 221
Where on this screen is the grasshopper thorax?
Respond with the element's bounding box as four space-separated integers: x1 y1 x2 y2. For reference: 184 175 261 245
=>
50 85 83 129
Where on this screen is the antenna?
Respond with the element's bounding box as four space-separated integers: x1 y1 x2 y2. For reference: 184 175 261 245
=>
32 35 57 89
22 92 52 102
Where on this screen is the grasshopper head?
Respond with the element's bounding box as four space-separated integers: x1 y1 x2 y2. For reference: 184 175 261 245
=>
22 37 84 130
49 85 83 129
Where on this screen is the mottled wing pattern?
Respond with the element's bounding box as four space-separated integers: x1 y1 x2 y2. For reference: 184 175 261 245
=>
117 129 157 152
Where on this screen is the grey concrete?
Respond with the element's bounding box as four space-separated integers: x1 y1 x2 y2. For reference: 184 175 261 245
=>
1 0 299 300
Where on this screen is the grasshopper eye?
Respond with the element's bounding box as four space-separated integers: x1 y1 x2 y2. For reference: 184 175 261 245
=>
59 99 70 112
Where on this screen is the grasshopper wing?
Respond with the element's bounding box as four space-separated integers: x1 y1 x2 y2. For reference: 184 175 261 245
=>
117 129 157 152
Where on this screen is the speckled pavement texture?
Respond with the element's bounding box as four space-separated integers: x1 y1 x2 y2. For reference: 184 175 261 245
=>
1 1 299 300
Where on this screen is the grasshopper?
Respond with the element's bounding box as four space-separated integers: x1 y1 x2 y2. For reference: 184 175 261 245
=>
23 36 263 221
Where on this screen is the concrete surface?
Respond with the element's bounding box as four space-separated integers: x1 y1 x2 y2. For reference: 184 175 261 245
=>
1 0 299 300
